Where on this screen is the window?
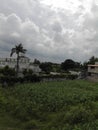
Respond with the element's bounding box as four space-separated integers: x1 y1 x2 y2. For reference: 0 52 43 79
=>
91 66 95 69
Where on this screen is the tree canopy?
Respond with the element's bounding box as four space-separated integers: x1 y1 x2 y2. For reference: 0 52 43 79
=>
61 59 81 71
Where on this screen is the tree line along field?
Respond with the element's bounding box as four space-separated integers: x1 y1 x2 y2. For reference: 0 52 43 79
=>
0 80 98 130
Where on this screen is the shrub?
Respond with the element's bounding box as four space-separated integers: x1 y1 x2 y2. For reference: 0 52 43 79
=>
23 120 39 130
24 74 41 82
65 104 95 125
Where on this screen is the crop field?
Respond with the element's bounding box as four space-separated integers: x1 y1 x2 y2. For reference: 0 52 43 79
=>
0 80 98 129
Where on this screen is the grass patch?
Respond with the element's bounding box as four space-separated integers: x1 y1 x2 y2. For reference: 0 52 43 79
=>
0 80 98 129
0 111 22 130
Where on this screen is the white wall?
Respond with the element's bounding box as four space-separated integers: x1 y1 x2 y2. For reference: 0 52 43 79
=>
0 57 41 73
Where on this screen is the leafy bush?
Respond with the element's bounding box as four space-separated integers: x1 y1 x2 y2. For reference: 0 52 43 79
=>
24 74 41 82
1 66 16 76
23 120 39 129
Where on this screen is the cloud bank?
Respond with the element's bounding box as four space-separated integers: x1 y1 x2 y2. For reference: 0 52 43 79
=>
0 0 98 62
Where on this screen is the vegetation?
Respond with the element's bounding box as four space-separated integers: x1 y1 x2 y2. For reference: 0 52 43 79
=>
39 62 61 73
38 55 98 73
1 65 16 77
82 56 98 70
61 59 81 71
39 62 53 73
33 58 40 65
0 80 98 129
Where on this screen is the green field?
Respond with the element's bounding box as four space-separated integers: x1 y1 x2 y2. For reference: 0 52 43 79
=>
0 80 98 130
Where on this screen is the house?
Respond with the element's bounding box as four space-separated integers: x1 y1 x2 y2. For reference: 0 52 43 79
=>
29 64 41 74
0 57 41 73
88 62 98 77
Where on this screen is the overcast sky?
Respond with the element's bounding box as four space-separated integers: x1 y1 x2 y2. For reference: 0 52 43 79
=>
0 0 98 63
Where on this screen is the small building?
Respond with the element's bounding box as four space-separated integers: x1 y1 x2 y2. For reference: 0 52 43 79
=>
0 57 41 74
88 62 98 77
29 64 41 74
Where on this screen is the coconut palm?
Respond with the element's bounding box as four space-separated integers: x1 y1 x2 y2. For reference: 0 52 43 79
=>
10 43 27 76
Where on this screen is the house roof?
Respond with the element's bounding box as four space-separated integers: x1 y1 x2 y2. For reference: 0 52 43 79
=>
88 64 98 67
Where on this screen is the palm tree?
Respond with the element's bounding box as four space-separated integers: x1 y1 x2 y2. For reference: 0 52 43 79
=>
10 43 27 76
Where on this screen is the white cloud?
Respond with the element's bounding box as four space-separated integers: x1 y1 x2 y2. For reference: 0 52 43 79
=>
0 0 97 62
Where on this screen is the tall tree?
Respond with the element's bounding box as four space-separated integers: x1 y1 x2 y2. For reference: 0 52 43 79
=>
61 59 75 71
88 56 95 64
10 43 27 76
39 62 52 73
33 58 40 65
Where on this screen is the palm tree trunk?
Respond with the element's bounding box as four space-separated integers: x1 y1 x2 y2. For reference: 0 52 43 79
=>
16 53 19 76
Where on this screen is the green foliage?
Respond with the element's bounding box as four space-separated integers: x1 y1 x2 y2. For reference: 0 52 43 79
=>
1 66 16 76
40 73 78 80
0 80 98 129
88 56 98 64
23 68 33 76
40 62 53 73
61 59 81 71
23 120 39 129
0 74 41 87
24 74 41 82
0 66 16 86
82 56 98 70
33 58 40 65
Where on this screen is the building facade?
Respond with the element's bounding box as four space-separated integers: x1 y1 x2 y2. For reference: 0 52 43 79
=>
88 62 98 76
0 57 41 73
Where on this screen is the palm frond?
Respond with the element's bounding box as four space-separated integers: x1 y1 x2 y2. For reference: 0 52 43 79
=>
21 49 27 53
10 48 16 57
10 43 27 56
